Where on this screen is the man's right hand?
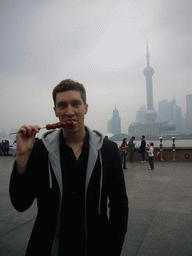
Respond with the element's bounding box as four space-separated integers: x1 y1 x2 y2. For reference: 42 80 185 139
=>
16 125 40 174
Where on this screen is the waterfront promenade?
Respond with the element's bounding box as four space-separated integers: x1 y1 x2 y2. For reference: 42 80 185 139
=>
0 156 192 255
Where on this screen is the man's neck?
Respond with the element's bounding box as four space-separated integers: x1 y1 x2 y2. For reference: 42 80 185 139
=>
63 127 86 145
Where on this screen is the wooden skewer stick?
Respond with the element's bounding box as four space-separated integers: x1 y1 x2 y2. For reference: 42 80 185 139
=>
9 132 18 135
9 121 77 135
9 126 46 135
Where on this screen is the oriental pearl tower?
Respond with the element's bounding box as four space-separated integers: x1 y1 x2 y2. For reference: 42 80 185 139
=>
143 41 157 122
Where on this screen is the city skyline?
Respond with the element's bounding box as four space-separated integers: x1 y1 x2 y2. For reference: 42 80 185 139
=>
1 92 191 141
108 93 192 136
107 39 191 136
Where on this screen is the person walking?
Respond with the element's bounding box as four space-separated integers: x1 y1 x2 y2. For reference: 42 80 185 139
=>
9 79 128 256
120 138 128 169
140 135 146 162
147 142 154 170
128 136 135 162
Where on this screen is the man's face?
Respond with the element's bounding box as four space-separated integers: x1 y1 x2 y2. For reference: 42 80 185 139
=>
54 90 88 133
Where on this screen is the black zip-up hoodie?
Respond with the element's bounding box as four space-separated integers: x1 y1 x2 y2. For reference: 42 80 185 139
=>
10 126 128 256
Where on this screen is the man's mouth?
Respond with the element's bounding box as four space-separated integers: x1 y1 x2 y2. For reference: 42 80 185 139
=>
64 120 78 127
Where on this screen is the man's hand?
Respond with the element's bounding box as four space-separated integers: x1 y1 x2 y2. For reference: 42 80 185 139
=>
16 125 40 174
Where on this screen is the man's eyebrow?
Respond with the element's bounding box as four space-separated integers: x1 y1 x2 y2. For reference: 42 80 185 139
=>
57 101 66 105
72 100 82 103
57 99 82 105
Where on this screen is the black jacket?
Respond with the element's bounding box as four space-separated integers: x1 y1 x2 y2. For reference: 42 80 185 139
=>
9 127 128 256
140 140 146 152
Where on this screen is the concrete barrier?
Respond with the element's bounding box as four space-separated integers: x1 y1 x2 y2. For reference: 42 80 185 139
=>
119 147 192 162
3 146 192 162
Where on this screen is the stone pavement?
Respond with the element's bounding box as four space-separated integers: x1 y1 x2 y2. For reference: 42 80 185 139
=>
122 161 192 256
0 156 192 255
0 157 37 256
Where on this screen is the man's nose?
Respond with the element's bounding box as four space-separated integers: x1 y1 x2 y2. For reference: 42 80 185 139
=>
66 105 75 115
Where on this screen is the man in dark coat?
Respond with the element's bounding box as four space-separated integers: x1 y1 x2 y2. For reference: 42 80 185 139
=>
9 79 128 256
140 135 146 162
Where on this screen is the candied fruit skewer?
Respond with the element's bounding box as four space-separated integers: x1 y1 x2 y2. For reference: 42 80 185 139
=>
9 120 77 135
46 120 77 130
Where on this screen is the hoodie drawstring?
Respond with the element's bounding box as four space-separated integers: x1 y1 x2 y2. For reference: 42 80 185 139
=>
98 150 103 214
48 159 53 189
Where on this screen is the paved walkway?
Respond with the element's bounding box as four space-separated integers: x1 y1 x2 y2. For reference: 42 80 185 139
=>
122 161 192 256
0 157 192 255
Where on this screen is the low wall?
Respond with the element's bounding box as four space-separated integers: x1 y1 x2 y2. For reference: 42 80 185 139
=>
119 147 192 162
5 147 192 162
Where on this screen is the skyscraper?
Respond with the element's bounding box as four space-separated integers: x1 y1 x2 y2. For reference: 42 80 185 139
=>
108 106 121 135
128 41 160 137
143 41 157 122
157 99 183 134
185 94 192 134
136 105 147 124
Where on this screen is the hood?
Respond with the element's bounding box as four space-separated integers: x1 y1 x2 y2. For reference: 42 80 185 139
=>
41 126 104 200
41 126 104 153
41 126 104 256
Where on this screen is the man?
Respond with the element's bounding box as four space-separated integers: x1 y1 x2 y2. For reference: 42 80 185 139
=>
9 79 128 256
140 135 146 162
128 136 135 162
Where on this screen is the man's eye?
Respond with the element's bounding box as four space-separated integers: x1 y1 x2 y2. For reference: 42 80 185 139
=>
73 102 80 107
58 103 66 109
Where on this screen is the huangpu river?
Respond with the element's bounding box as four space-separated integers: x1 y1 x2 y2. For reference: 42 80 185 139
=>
115 139 192 148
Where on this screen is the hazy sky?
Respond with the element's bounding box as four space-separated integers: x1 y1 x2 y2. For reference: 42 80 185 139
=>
1 0 192 136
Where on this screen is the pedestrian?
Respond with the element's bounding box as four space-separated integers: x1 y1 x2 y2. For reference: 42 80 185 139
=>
120 138 128 169
12 140 17 157
5 140 10 156
128 136 135 162
140 135 146 162
0 140 3 155
147 142 154 170
2 140 6 156
9 79 128 256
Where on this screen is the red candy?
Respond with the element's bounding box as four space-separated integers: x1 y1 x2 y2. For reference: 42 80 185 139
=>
56 122 62 128
66 120 73 127
46 120 76 130
46 124 52 130
60 121 67 128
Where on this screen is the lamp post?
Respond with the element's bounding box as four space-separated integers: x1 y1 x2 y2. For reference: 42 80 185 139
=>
159 137 165 162
170 137 176 162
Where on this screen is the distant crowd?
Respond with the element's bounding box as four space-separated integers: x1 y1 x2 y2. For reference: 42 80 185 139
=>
0 140 17 156
120 135 155 170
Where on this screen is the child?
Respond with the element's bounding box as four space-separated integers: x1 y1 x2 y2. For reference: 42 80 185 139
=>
147 142 154 170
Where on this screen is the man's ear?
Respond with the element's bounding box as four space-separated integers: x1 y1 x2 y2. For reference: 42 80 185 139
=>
53 106 58 117
85 104 88 115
